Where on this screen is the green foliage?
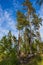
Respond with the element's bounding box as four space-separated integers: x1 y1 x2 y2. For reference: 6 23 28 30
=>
31 43 37 53
0 0 43 65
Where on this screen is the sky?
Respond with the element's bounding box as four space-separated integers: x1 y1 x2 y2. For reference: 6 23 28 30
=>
0 0 43 40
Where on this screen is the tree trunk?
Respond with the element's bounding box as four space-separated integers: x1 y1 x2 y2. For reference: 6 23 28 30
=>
28 9 32 54
18 30 21 55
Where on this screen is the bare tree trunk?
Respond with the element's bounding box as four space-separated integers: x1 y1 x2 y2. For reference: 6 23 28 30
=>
28 9 32 54
18 30 21 55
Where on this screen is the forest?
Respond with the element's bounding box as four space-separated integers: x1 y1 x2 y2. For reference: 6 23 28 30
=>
0 0 43 65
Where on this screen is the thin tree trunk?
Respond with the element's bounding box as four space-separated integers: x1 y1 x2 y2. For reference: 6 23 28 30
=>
18 30 21 55
28 9 32 54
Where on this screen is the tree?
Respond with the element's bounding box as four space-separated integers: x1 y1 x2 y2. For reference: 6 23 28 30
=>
0 0 42 65
22 0 42 54
16 11 29 55
16 0 42 56
0 31 19 65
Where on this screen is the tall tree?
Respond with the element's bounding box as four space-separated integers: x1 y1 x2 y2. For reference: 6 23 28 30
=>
16 11 29 55
22 0 35 54
16 0 42 55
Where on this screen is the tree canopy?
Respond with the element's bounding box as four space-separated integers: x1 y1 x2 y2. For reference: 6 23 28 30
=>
0 0 43 65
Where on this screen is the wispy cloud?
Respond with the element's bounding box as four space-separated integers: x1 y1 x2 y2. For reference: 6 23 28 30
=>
0 6 18 39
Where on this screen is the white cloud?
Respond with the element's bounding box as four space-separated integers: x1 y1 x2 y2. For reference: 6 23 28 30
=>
0 7 18 39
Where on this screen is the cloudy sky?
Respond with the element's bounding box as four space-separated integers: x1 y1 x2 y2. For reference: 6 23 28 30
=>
0 0 43 40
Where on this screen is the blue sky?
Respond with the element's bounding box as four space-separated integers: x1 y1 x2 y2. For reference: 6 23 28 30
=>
0 0 43 40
